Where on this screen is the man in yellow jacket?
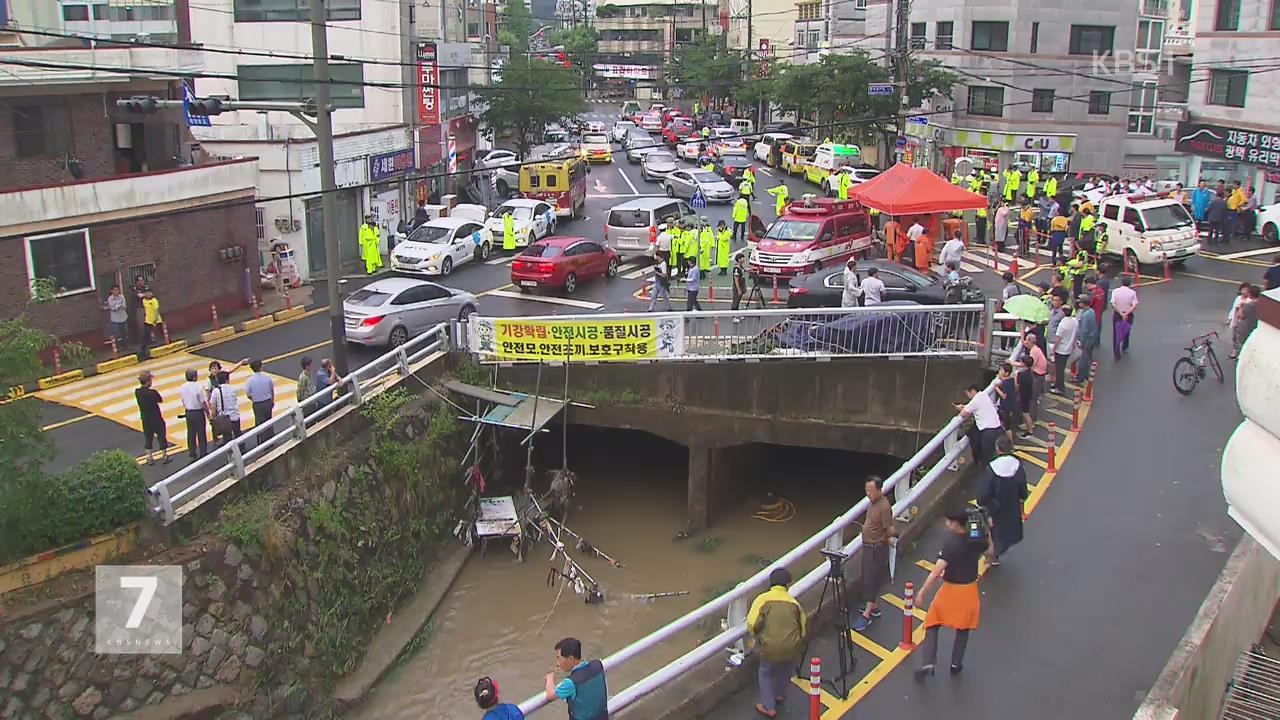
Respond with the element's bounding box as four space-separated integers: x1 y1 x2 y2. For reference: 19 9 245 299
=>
732 196 750 243
1043 174 1058 201
359 215 383 274
742 166 756 199
683 221 698 267
767 183 789 217
140 290 162 359
716 220 731 275
837 170 852 200
502 211 516 251
748 567 806 719
1025 168 1040 199
698 218 714 277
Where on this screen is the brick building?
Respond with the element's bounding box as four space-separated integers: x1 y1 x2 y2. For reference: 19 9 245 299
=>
0 43 260 350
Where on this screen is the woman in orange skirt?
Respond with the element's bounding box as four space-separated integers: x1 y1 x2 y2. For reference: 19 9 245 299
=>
916 511 987 677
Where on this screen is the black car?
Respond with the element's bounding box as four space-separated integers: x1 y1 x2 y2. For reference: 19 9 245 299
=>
785 260 983 308
712 155 753 182
761 121 798 133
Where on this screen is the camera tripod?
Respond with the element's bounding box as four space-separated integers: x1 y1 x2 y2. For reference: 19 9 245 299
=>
796 550 858 700
742 276 768 310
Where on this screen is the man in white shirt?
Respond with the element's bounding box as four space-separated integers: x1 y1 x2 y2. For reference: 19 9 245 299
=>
907 218 925 243
939 232 965 271
956 383 1002 465
861 266 886 305
1051 308 1079 395
178 369 209 460
841 258 862 308
244 359 275 444
1109 275 1139 360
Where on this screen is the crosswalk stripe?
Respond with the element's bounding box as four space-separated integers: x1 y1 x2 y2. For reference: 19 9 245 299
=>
43 354 195 402
485 255 515 265
486 290 604 310
622 268 649 280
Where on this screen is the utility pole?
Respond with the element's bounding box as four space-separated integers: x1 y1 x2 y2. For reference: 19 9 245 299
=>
892 0 909 165
310 0 349 375
745 0 754 126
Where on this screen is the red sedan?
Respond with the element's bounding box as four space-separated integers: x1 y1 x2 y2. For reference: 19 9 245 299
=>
511 236 620 294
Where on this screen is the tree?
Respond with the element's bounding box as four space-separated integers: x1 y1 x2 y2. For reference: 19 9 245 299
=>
498 1 538 51
476 56 587 158
666 38 747 109
549 26 599 72
0 278 90 485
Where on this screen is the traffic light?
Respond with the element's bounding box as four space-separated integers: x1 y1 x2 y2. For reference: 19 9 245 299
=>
187 97 226 117
119 96 159 113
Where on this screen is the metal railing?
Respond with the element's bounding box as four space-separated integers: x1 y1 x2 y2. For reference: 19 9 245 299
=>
516 382 992 715
466 305 986 363
146 323 451 525
982 298 1023 368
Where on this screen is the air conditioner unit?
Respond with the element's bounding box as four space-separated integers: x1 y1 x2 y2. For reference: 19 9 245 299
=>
1157 125 1173 140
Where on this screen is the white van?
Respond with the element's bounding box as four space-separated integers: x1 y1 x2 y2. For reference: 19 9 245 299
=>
1096 194 1200 266
755 133 792 165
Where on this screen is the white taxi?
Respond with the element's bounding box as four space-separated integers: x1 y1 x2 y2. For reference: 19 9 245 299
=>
581 133 613 163
1096 194 1201 266
676 140 705 162
484 199 558 248
391 217 493 276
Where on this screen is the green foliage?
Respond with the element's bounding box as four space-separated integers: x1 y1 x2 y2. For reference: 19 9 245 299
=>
454 357 491 387
498 1 537 50
478 56 586 158
666 38 747 109
595 3 621 16
215 492 276 550
0 450 146 565
548 26 600 72
306 500 345 538
694 535 724 553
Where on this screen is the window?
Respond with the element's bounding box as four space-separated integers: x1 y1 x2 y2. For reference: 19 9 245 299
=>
61 4 89 20
1031 88 1055 112
1136 19 1163 71
255 207 265 241
233 0 358 22
967 85 1004 116
1214 0 1240 30
809 29 821 46
1271 0 1279 29
466 21 480 37
11 104 70 158
1128 81 1156 133
238 63 365 108
92 3 108 18
1088 91 1111 114
796 1 820 20
910 22 926 50
935 21 953 49
26 230 94 296
1030 21 1039 53
1208 69 1248 107
1103 204 1119 220
108 4 174 19
796 30 806 48
1069 25 1114 54
971 22 1009 51
1122 207 1142 229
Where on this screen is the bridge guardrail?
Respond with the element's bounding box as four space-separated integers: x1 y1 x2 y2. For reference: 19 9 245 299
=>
146 323 451 525
465 304 986 364
516 380 994 716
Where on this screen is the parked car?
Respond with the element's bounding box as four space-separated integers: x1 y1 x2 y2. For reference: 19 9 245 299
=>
785 260 982 308
611 120 637 143
484 199 558 247
1256 203 1280 244
773 305 938 355
391 217 494 275
754 132 793 165
584 121 606 134
604 197 692 257
641 151 679 181
511 236 620 294
822 166 881 196
664 169 735 203
343 277 476 348
711 155 753 183
474 148 521 198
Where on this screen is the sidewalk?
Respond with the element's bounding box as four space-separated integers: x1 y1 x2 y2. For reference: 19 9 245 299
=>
698 278 1244 720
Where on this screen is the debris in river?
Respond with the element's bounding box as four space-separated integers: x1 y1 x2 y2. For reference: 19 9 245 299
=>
626 591 691 602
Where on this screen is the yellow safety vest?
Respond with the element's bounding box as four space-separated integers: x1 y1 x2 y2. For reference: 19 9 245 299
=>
977 207 988 218
733 198 749 223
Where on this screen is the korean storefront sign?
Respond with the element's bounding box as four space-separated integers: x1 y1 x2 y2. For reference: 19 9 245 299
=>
469 316 684 362
368 148 416 182
1174 122 1280 170
417 42 440 126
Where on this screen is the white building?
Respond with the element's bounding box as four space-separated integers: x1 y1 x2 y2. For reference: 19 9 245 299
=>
1173 0 1280 201
1120 0 1195 179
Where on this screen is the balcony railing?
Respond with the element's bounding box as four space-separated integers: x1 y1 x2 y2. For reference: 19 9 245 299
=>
0 159 259 236
0 45 202 86
1141 0 1168 16
1155 101 1188 122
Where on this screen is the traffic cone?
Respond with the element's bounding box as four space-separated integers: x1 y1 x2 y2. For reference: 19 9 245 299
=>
1009 255 1019 279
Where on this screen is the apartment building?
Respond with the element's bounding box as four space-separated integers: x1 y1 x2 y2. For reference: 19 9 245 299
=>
0 4 259 347
1174 0 1280 200
724 0 796 63
595 0 720 99
1121 0 1194 178
188 0 485 279
794 0 1138 173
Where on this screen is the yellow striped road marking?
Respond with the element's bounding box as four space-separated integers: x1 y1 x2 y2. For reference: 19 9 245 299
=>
1177 271 1243 285
916 559 936 572
262 340 331 365
787 676 843 710
41 413 95 431
1015 444 1047 454
1015 451 1049 470
846 629 894 661
878 593 927 621
1045 406 1074 421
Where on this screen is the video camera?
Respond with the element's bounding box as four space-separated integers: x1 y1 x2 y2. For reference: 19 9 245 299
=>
965 506 989 547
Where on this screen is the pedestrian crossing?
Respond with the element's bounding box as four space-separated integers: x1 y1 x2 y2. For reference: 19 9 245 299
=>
37 352 298 447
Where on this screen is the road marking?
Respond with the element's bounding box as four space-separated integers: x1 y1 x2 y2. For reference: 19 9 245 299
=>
617 166 640 195
845 629 894 661
594 179 609 194
1179 270 1248 285
263 340 331 365
190 305 329 353
757 168 773 177
485 290 604 310
486 255 516 265
1015 451 1049 470
1212 246 1278 260
41 413 95 431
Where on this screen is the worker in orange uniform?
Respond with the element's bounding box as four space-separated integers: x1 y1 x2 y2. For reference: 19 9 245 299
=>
894 224 911 264
914 229 934 271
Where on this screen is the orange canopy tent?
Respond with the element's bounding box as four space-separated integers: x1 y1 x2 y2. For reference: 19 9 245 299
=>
849 162 988 216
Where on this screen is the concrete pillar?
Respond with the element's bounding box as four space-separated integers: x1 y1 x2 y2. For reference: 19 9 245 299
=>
687 444 714 534
686 444 756 533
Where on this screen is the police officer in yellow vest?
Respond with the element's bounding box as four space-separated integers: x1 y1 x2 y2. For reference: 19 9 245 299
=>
716 220 731 274
968 173 981 194
670 218 684 262
1065 247 1091 298
359 215 383 274
837 170 852 200
767 183 789 217
502 211 516 251
698 218 714 277
742 167 756 198
1003 168 1016 202
702 158 715 172
732 196 750 243
1044 174 1058 201
683 220 699 266
1026 168 1040 199
1078 210 1097 256
1010 167 1023 199
951 169 962 185
975 205 989 245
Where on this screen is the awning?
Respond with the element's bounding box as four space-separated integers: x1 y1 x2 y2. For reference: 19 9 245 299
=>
849 162 988 215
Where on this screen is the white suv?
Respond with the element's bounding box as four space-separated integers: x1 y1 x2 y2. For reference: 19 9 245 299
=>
1096 194 1201 266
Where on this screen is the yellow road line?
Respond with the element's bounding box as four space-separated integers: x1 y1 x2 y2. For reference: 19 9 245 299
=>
878 593 927 621
787 676 843 709
1177 271 1245 285
819 623 928 717
1015 444 1046 454
1044 406 1073 420
1200 252 1269 267
846 629 894 661
915 559 936 572
1015 451 1049 470
262 340 331 365
41 413 95 431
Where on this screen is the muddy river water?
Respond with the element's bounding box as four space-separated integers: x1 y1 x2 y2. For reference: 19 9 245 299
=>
350 428 897 720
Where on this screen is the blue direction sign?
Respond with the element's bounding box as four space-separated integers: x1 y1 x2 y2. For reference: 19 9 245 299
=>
690 189 707 209
907 115 930 126
895 136 907 149
868 83 895 96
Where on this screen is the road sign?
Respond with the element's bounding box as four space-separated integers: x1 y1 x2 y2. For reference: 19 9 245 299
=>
690 189 707 209
868 83 895 96
907 115 930 126
896 136 907 149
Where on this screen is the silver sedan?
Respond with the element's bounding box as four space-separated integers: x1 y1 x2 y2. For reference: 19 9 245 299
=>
663 170 735 203
343 277 477 348
641 151 678 181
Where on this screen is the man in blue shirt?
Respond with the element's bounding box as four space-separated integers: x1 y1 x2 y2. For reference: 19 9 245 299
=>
544 637 608 720
475 676 524 720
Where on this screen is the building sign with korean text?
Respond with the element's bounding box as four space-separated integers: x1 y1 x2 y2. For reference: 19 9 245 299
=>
417 42 440 126
468 316 684 362
368 148 416 182
591 63 656 80
1174 122 1280 170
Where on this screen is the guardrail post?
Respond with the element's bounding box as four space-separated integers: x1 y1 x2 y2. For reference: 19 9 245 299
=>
727 588 749 655
292 405 308 441
229 441 246 479
157 482 175 525
942 425 961 473
981 298 997 367
895 471 914 517
348 376 364 406
396 346 411 376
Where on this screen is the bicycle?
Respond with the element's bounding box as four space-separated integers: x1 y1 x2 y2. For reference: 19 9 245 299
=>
1172 331 1223 396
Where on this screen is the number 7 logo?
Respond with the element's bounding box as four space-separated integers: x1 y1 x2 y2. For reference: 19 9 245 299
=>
120 576 158 629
